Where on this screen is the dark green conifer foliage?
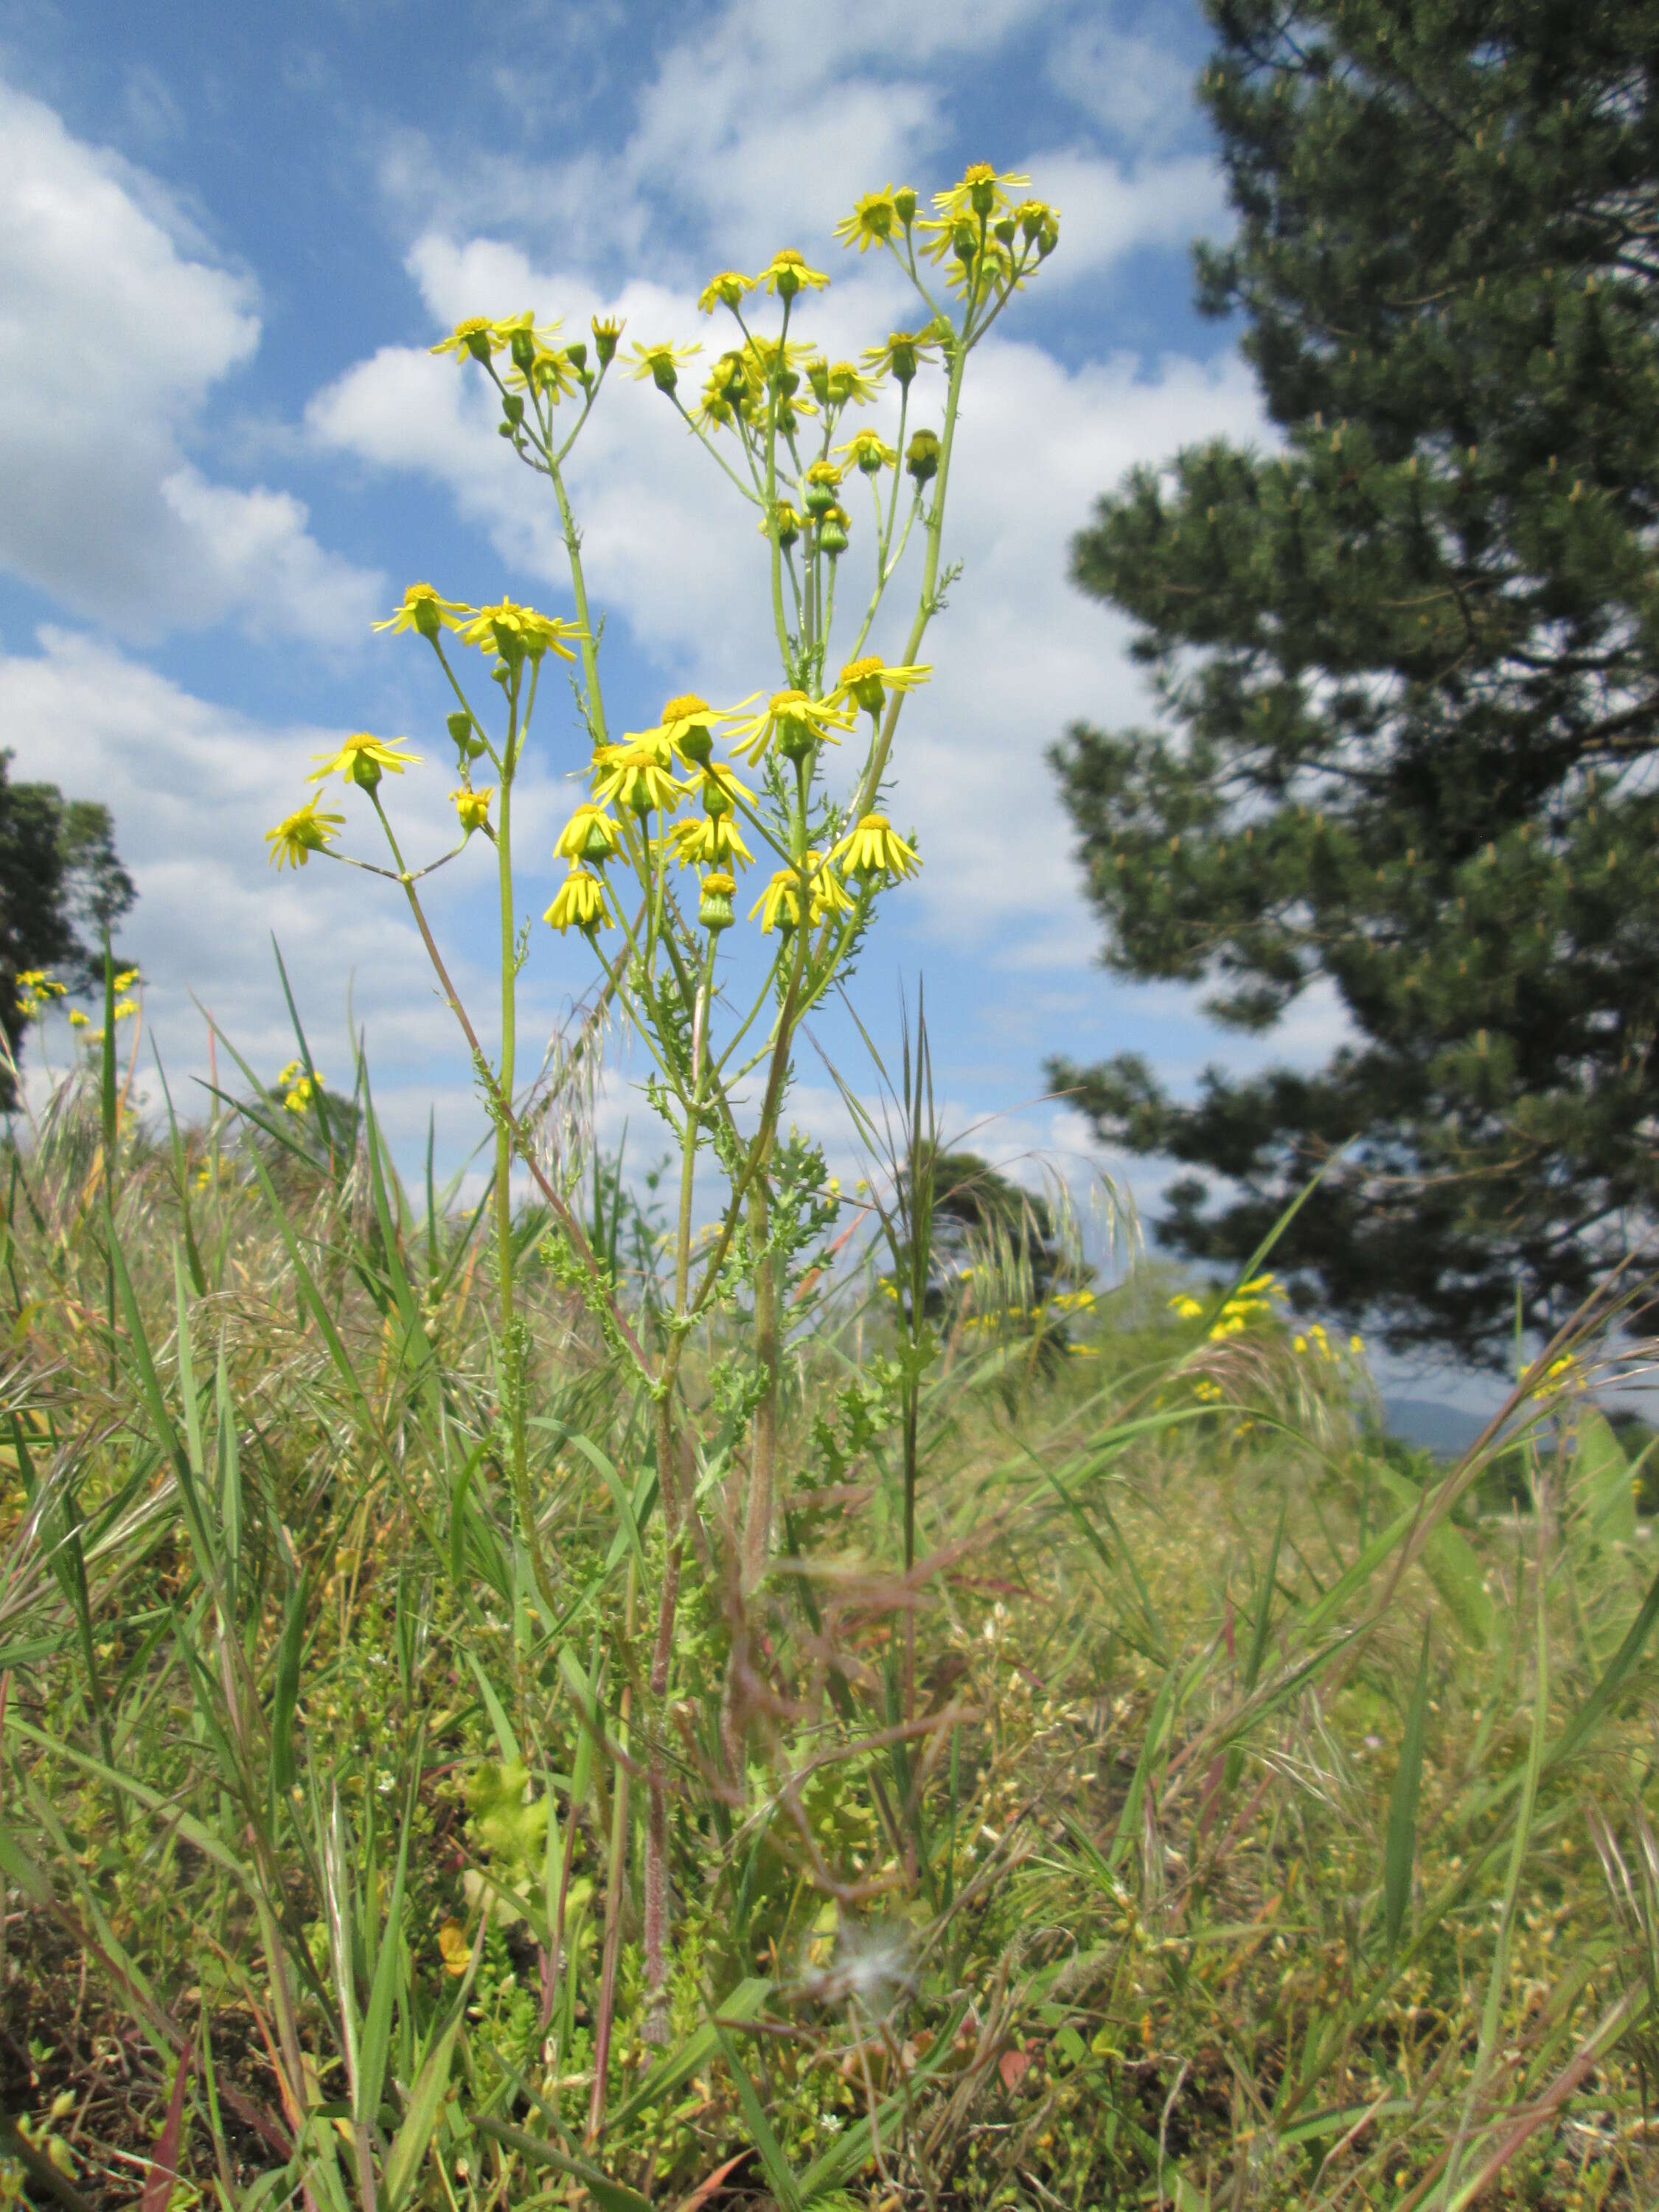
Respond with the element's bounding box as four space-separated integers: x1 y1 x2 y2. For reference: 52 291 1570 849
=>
0 750 135 1108
1051 0 1659 1363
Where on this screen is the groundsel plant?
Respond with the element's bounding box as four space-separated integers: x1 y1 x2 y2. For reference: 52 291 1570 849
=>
264 165 1060 2023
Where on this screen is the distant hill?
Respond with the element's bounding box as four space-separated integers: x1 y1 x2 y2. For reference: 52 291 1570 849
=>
1382 1397 1492 1457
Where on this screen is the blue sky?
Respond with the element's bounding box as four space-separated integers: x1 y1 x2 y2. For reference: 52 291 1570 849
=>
1 0 1447 1377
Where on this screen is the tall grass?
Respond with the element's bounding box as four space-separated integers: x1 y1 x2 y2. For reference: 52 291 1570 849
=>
4 1015 1659 2211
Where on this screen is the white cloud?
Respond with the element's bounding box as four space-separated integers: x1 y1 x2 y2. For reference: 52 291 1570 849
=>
0 78 381 644
1044 18 1204 151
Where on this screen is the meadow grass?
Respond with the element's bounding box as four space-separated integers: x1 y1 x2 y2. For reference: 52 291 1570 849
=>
4 1033 1659 2212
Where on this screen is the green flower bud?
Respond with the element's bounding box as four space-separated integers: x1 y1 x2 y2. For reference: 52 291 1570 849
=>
502 393 524 425
348 751 383 793
816 504 850 557
699 871 735 930
509 329 537 373
591 316 622 366
906 430 941 484
894 186 917 226
565 339 588 372
447 710 473 749
805 357 830 405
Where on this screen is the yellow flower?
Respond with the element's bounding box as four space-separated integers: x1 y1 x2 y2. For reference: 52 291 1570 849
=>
750 867 802 934
931 162 1032 223
544 869 613 934
823 359 881 407
834 186 912 253
430 315 507 363
691 762 757 815
838 428 897 475
307 733 420 787
67 1009 88 1028
438 1921 472 1975
730 688 854 766
834 811 919 880
555 803 621 863
628 692 754 770
861 329 940 384
761 501 805 550
591 743 685 815
760 247 830 299
1349 1333 1365 1356
590 315 625 365
830 655 931 717
372 581 470 640
451 787 493 834
1051 1289 1097 1312
628 338 701 394
112 968 139 991
456 598 580 664
809 860 855 922
505 341 582 403
1169 1294 1205 1320
267 794 347 863
669 813 753 869
112 996 137 1020
698 269 756 314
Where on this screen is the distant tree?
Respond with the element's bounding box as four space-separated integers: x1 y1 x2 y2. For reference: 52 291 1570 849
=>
1051 0 1659 1366
0 750 136 1107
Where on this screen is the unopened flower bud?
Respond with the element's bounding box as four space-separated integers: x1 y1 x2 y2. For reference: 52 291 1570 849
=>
699 871 736 931
447 711 473 749
906 430 941 484
1037 214 1059 258
894 186 917 226
497 420 516 439
816 504 850 556
953 220 977 267
804 459 841 515
591 316 622 366
490 658 512 687
994 216 1017 247
509 329 537 373
805 356 830 404
502 394 524 425
565 340 588 372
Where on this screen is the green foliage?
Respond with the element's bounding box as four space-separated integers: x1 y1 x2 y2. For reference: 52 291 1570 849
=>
1051 0 1659 1363
5 1045 1659 2209
0 749 134 1106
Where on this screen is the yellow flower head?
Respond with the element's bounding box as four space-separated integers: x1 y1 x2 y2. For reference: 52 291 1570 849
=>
267 798 346 869
669 813 753 870
556 802 621 863
372 581 470 641
506 339 582 403
591 314 625 366
838 428 897 475
810 860 855 922
749 867 801 935
860 327 940 385
931 163 1032 223
729 688 854 766
834 186 913 253
544 868 614 935
438 1921 471 1976
835 811 919 880
760 247 830 299
698 269 756 315
1012 198 1062 256
691 762 756 815
307 731 420 790
113 968 139 991
591 742 685 816
67 1008 88 1028
456 597 581 664
431 314 507 363
629 691 754 770
112 996 138 1021
830 655 931 717
629 338 701 394
1169 1293 1205 1320
824 359 881 408
762 501 805 549
450 786 493 834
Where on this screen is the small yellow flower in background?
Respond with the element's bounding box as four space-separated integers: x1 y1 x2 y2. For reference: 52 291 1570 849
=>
750 867 801 935
629 692 754 770
430 315 505 363
838 428 897 475
862 329 939 384
830 655 931 718
556 803 621 864
835 186 912 253
698 269 755 314
834 812 919 881
1193 1377 1223 1404
307 733 419 788
762 501 805 549
1051 1289 1097 1313
451 787 493 834
823 360 882 407
629 338 701 394
931 163 1032 223
591 743 685 816
730 689 854 765
1293 1334 1307 1354
113 968 139 992
669 813 753 870
372 581 470 640
438 1920 472 1975
544 869 613 935
1169 1293 1205 1320
760 247 830 299
267 794 347 866
456 599 580 664
1350 1333 1365 1355
111 997 138 1021
67 1009 88 1029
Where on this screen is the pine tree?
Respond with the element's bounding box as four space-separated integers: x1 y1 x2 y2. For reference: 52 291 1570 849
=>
1051 0 1659 1364
0 751 135 1108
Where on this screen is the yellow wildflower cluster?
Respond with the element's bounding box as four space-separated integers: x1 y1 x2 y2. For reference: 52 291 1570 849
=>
274 1059 323 1116
13 970 66 1019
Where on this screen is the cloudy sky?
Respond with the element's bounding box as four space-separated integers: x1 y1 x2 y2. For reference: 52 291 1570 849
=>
0 0 1335 1304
